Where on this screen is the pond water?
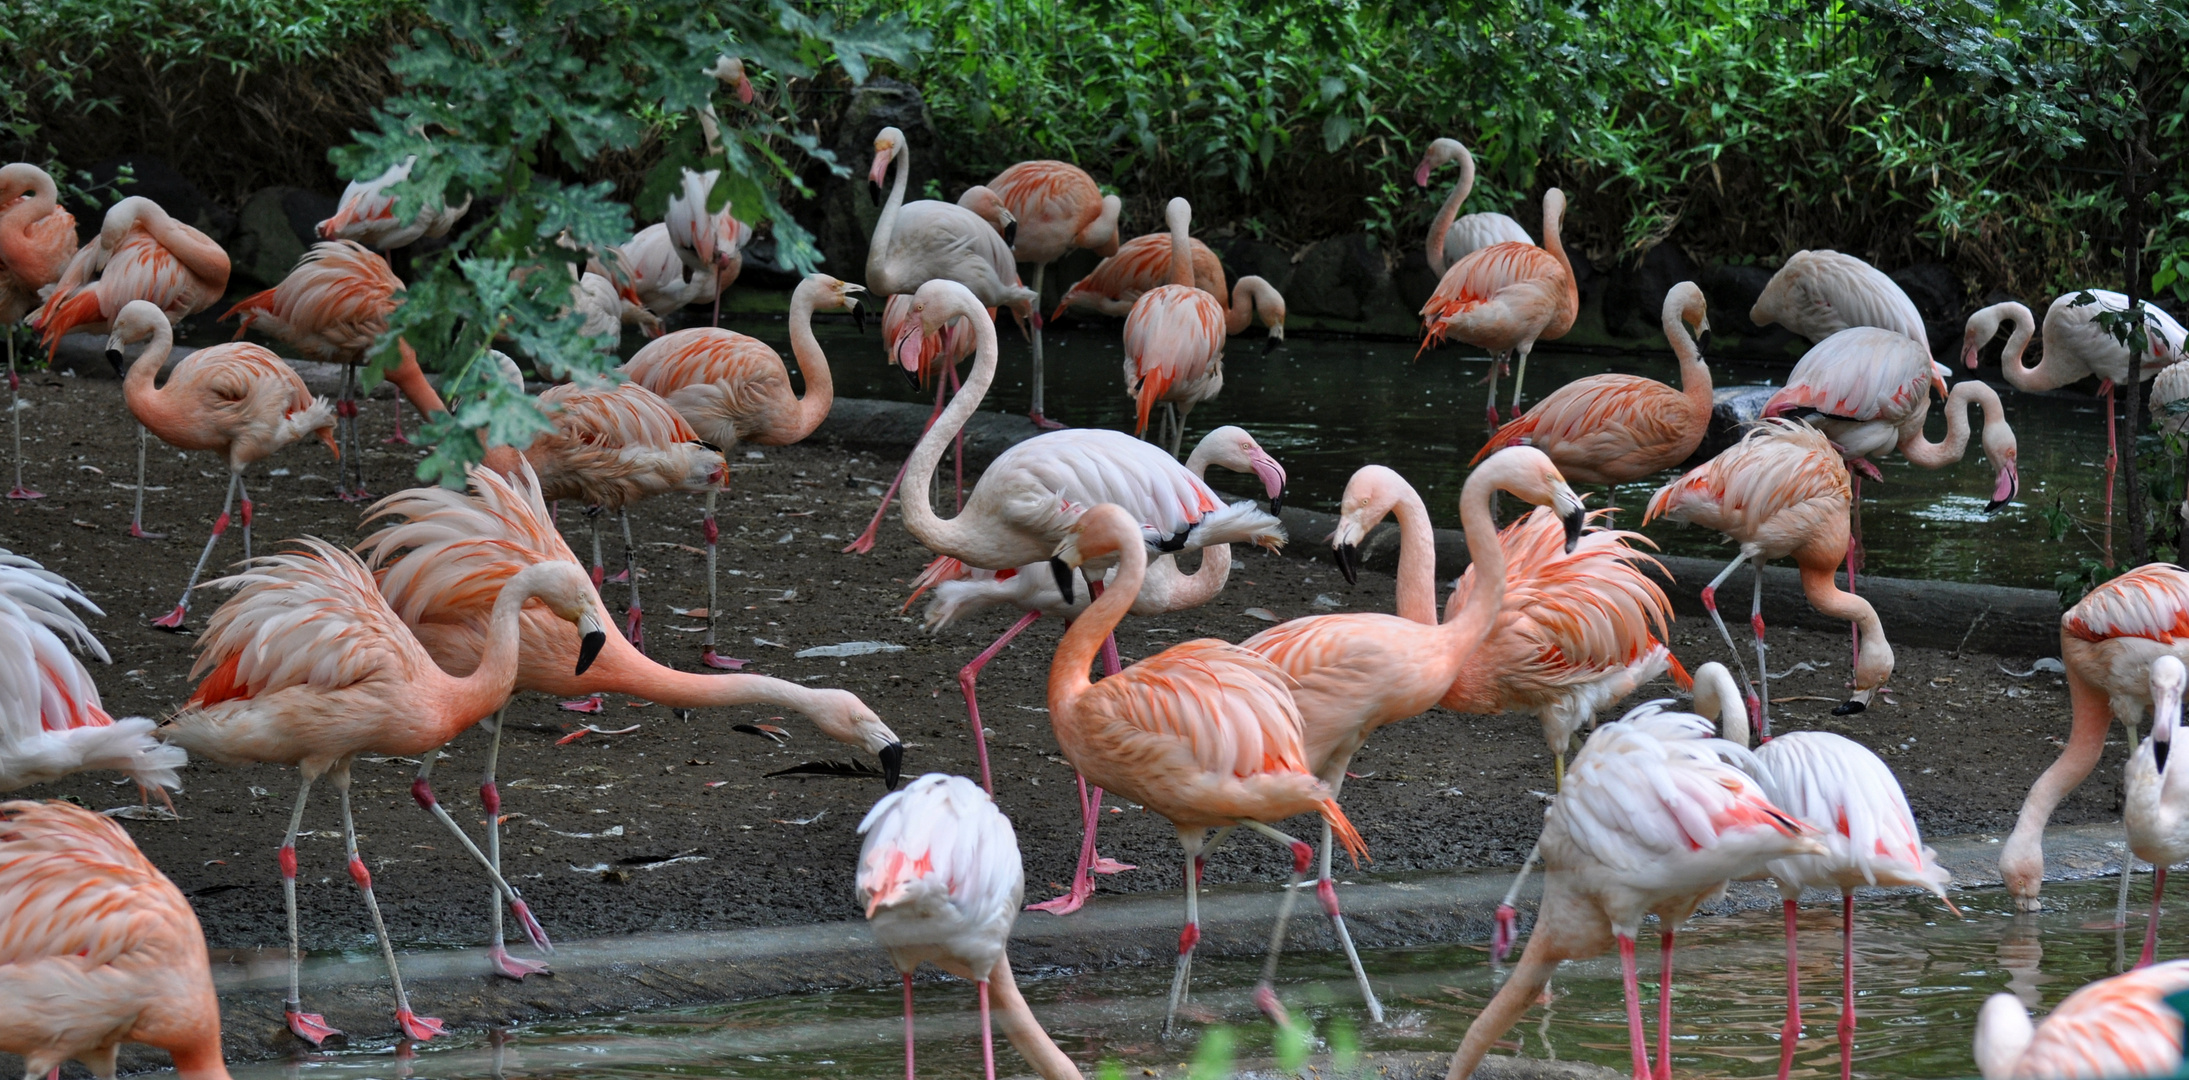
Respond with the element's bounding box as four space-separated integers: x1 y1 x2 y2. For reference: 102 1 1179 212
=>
221 878 2181 1080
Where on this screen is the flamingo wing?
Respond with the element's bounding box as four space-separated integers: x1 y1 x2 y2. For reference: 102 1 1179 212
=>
0 800 199 969
538 382 701 450
856 773 1023 951
1754 731 1947 895
1556 709 1809 878
986 429 1222 544
1473 375 1686 466
359 462 577 626
186 538 429 705
1646 419 1849 536
1765 328 1938 422
0 554 184 794
2015 960 2189 1078
2065 563 2189 644
1418 241 1562 344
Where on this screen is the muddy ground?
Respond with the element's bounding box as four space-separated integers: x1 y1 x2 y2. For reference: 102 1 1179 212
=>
1 372 2097 959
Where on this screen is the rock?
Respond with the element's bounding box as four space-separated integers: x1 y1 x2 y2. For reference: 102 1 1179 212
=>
1701 263 1805 359
1686 385 1779 466
1040 247 1102 311
1890 261 1966 354
1394 246 1441 313
1599 242 1698 339
76 156 235 246
733 235 802 292
811 77 953 283
1215 236 1292 293
1284 232 1386 322
231 186 336 287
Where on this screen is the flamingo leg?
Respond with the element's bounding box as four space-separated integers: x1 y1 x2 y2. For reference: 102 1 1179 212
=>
6 330 40 500
239 476 253 562
1619 933 1652 1080
901 972 916 1080
1482 351 1505 430
1655 930 1676 1080
977 978 997 1080
1847 474 1863 673
700 486 741 669
1315 817 1385 1022
1778 898 1802 1080
1753 559 1771 740
128 423 162 538
588 507 606 589
336 364 368 502
1163 833 1208 1036
1027 774 1103 915
620 509 644 652
2142 866 2169 969
1028 263 1061 428
2106 381 2118 566
481 713 550 980
1836 893 1854 1080
2116 832 2138 933
333 764 445 1041
409 751 552 953
845 378 949 554
279 776 342 1046
1700 551 1761 726
1509 344 1533 421
384 397 410 445
1494 840 1542 965
961 610 1042 793
153 472 239 630
1240 819 1316 1029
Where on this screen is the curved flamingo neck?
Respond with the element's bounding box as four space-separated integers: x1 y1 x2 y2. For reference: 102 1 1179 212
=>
121 321 176 423
868 144 911 283
588 633 839 713
1541 192 1573 283
1225 278 1278 335
166 1039 233 1080
1667 307 1713 422
1427 145 1476 277
2000 313 2069 391
781 280 834 441
1899 384 1980 467
122 199 228 289
442 563 562 729
1386 482 1438 625
1443 459 1518 661
900 296 1000 560
1797 559 1887 685
1049 526 1144 718
0 171 58 245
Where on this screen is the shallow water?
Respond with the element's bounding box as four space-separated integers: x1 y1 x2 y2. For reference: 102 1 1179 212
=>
225 879 2187 1080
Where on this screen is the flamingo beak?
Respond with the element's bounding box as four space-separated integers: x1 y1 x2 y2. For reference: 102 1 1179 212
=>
1988 461 2019 513
735 74 755 105
1561 507 1585 553
1333 544 1359 585
850 297 867 335
1250 451 1288 509
879 742 904 791
1832 688 1873 716
1413 161 1432 188
575 613 607 675
1003 219 1018 247
1261 333 1283 357
105 348 125 376
1050 557 1075 605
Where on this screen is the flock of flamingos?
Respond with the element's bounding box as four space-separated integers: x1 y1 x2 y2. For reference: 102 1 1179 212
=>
10 87 2189 1080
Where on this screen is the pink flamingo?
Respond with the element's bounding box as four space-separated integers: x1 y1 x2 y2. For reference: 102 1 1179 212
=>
971 159 1120 425
865 127 1035 327
0 548 185 793
571 270 662 349
1975 961 2189 1079
0 799 233 1080
622 274 864 665
32 196 230 352
1054 233 1285 344
1416 137 1531 273
2129 655 2189 968
663 167 750 327
841 290 981 556
1244 449 1587 1022
858 773 1078 1080
106 302 337 631
1473 281 1712 490
159 539 605 1043
2003 563 2189 914
1646 418 1894 731
225 239 449 490
1050 502 1367 1032
603 223 728 319
1123 198 1227 455
1448 700 1821 1080
1418 188 1578 425
360 462 901 979
1750 250 1929 346
318 155 470 251
1690 661 1956 1080
0 162 77 499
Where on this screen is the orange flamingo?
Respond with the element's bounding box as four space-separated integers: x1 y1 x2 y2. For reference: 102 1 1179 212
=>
225 239 449 492
1048 502 1366 1033
1975 961 2189 1079
106 302 337 630
842 290 980 555
1646 418 1892 731
1 548 185 793
1123 198 1227 455
1242 450 1586 1021
622 274 864 665
0 162 77 499
358 462 900 978
1472 282 1712 490
1445 701 1822 1080
1418 188 1577 426
1055 232 1228 316
31 196 229 352
318 155 470 251
158 538 605 1044
1750 250 1928 346
1416 137 1530 273
0 799 233 1080
2128 655 2189 968
975 159 1120 426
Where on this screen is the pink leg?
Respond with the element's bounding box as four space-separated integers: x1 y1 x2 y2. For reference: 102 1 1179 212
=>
960 610 1042 793
977 978 996 1080
1655 930 1675 1080
2142 866 2169 968
1027 776 1103 915
1779 899 1801 1080
901 972 916 1080
1088 632 1132 875
845 382 949 554
154 472 239 630
1838 893 1855 1080
1620 933 1652 1080
384 398 411 445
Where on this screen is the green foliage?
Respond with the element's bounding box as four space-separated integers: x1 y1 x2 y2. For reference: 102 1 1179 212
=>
1187 1025 1237 1080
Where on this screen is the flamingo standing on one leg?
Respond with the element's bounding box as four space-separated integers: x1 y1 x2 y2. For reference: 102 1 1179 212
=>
1445 699 1823 1080
1750 250 1930 347
858 773 1079 1080
1646 418 1895 733
842 291 980 555
1416 137 1531 273
2127 655 2189 969
1243 450 1588 1022
663 167 750 327
359 462 902 979
865 127 1036 328
974 160 1120 427
1049 502 1367 1033
224 240 448 494
1975 961 2189 1079
1418 188 1577 426
156 539 605 1044
1123 198 1227 457
0 162 77 500
0 799 234 1080
622 274 864 666
106 302 338 631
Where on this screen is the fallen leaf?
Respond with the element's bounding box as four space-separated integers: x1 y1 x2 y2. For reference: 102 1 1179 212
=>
795 640 905 658
69 519 96 530
1243 607 1279 622
672 606 712 618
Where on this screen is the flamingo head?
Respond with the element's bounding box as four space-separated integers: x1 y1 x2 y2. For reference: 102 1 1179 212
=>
889 279 981 387
103 300 170 371
796 687 905 790
1330 464 1410 584
1413 137 1465 188
1187 426 1286 510
1984 432 2019 512
1961 301 2031 370
710 55 754 105
1665 280 1710 342
508 561 610 676
1478 446 1585 552
2153 656 2186 776
869 127 905 191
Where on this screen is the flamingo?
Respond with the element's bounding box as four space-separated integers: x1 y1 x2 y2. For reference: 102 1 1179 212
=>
1049 502 1367 1032
571 270 662 348
1444 699 1822 1080
1123 198 1227 455
1646 418 1894 731
1750 250 1929 346
841 290 982 556
1418 188 1577 426
0 162 76 500
622 274 864 666
865 126 1035 328
358 462 901 979
953 185 1020 245
1975 961 2189 1079
971 159 1120 426
224 239 449 492
858 773 1078 1080
0 548 185 793
318 155 471 251
0 799 233 1080
1689 661 1956 1080
2128 655 2189 969
106 302 337 631
31 196 230 352
602 223 730 319
1054 232 1228 316
1415 137 1531 274
2003 563 2189 914
663 167 750 327
1472 281 1712 490
157 539 606 1044
1243 449 1588 1022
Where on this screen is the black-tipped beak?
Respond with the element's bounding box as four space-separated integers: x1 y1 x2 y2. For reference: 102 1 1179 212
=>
1261 334 1281 357
105 348 125 376
1334 544 1359 585
575 630 607 675
1831 698 1867 716
1986 495 2010 513
2156 738 2171 775
1050 557 1075 605
901 364 922 391
1003 221 1018 247
852 300 866 334
879 741 904 790
868 181 883 208
1155 532 1188 553
1270 486 1286 516
1561 508 1585 553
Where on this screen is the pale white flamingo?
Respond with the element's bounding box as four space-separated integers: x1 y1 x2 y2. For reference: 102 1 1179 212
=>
572 270 662 348
318 155 471 251
1750 249 1928 346
2127 654 2189 969
1418 188 1578 425
1975 961 2189 1079
971 159 1120 425
841 290 982 556
865 127 1036 327
1415 137 1531 273
663 167 751 326
0 162 76 499
602 223 725 318
1122 198 1227 455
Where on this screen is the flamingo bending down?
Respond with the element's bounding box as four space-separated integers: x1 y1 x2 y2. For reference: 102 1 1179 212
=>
2127 655 2189 969
318 155 471 251
0 799 233 1080
572 271 662 348
1051 502 1366 1032
1646 419 1894 731
1691 662 1955 1080
1750 250 1929 346
622 274 864 666
2003 563 2189 913
158 539 606 1044
1123 198 1227 456
1418 188 1577 426
841 291 982 556
0 162 77 500
1975 961 2189 1079
664 167 750 327
865 127 1036 328
223 239 447 492
360 462 901 978
1416 137 1531 274
1445 700 1822 1080
106 302 337 631
31 196 230 352
858 774 1078 1080
605 223 731 319
974 160 1120 426
1245 450 1587 1022
1054 232 1227 317
1473 281 1712 489
0 548 185 793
